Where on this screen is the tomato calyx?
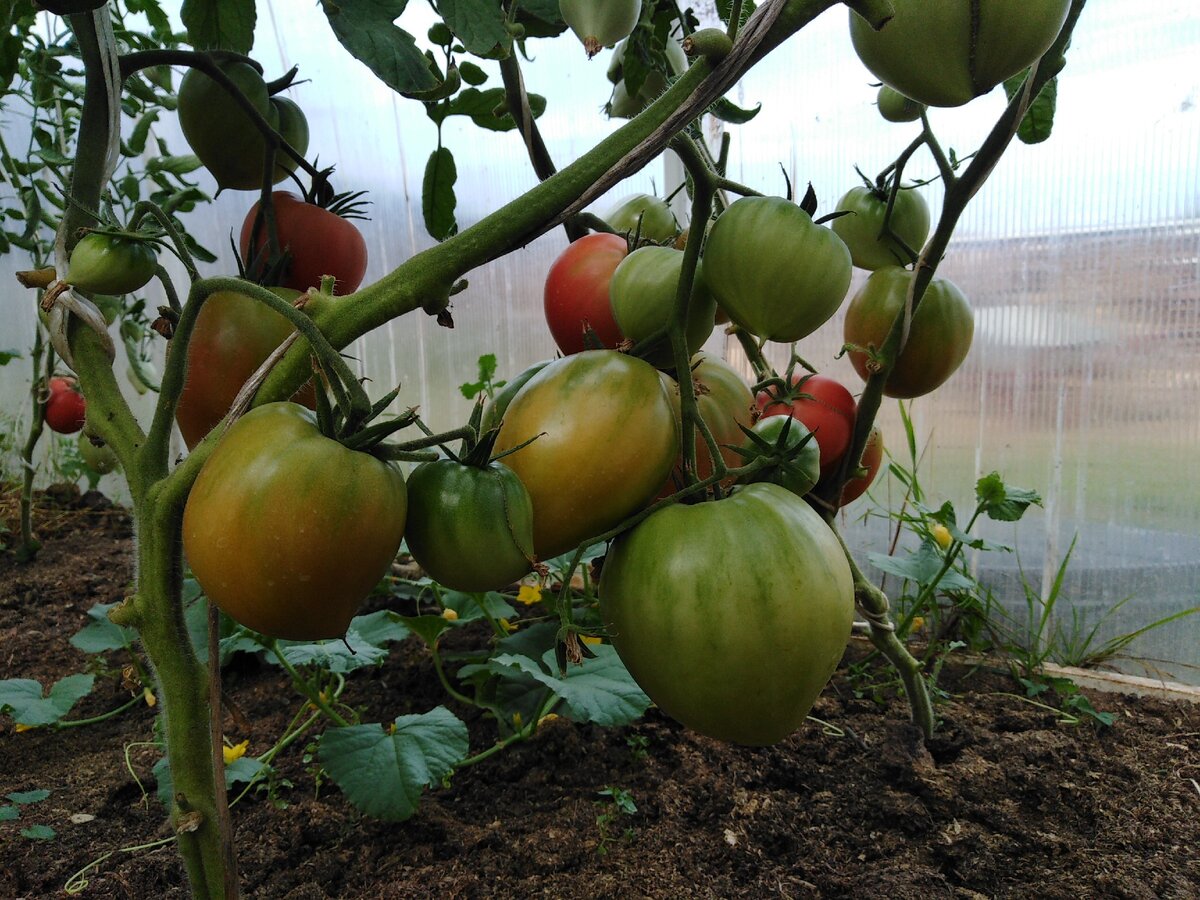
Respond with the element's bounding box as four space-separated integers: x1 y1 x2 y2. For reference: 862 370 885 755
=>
730 416 822 498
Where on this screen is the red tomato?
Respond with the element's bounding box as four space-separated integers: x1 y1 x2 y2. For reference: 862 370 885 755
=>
756 374 856 475
239 192 368 295
543 233 627 355
839 427 884 506
45 376 86 434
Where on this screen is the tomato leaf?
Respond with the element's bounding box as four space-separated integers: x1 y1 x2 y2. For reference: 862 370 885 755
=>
517 0 563 26
349 610 412 647
709 97 761 125
181 0 256 54
428 87 546 132
322 0 438 95
0 674 94 727
439 0 510 57
868 544 976 593
319 707 469 821
976 472 1042 522
70 603 137 655
1003 71 1058 146
422 146 458 241
489 646 650 727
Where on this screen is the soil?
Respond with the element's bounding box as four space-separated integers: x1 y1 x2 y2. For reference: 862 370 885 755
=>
1 487 1198 899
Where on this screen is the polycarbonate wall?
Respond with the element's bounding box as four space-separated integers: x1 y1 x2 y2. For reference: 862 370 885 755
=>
1 2 1196 681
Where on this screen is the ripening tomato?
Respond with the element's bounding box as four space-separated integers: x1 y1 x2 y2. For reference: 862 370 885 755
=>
831 185 930 271
756 373 856 475
492 351 679 559
600 483 854 745
702 197 853 343
838 427 884 506
174 286 315 449
843 266 974 398
45 376 86 434
178 61 277 191
480 360 552 434
849 0 1071 108
239 192 368 295
543 233 628 356
65 233 158 295
562 0 641 56
183 403 407 640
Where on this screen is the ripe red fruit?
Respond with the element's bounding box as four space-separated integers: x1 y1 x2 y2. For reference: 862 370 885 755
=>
756 374 856 474
45 376 86 434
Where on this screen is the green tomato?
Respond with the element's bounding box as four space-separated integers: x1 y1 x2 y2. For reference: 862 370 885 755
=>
405 460 535 591
609 246 716 369
876 85 924 122
602 193 678 242
599 483 854 745
65 233 157 295
182 402 407 641
739 416 821 497
831 185 931 271
849 0 1071 107
492 351 679 559
843 265 974 398
561 0 641 56
606 36 687 118
702 196 853 343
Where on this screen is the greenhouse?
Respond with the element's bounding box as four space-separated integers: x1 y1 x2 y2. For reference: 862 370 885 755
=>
1 1 1197 896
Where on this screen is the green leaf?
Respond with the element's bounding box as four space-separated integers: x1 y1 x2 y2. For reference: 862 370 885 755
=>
224 756 268 786
1003 71 1058 145
440 590 515 625
976 472 1042 522
0 348 21 365
440 0 509 57
0 675 94 727
715 0 756 28
490 646 650 727
153 755 173 806
349 610 412 647
710 97 761 125
181 0 256 54
271 629 389 674
395 614 453 647
0 806 17 822
868 544 976 592
319 707 469 821
429 87 545 132
517 0 561 24
322 0 438 95
6 789 49 805
127 110 159 156
422 146 458 241
147 154 203 176
457 60 488 86
71 603 137 655
20 824 55 841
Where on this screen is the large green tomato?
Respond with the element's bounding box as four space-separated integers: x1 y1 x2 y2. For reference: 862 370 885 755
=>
831 185 930 271
849 0 1071 108
602 193 678 243
405 460 535 591
65 233 157 295
609 246 716 369
492 351 679 559
561 0 641 56
174 285 313 449
183 403 407 641
600 483 854 745
702 197 852 343
843 265 974 398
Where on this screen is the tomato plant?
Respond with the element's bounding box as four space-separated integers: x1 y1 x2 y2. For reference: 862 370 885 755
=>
831 184 930 270
240 192 368 294
64 232 157 295
543 233 628 355
849 0 1072 107
600 483 854 745
876 85 924 122
702 196 852 343
44 376 85 434
602 192 678 242
844 265 975 398
174 286 313 449
182 402 407 641
561 0 641 57
836 426 883 506
404 459 535 591
756 373 856 475
492 350 678 559
667 352 755 486
737 416 821 497
609 246 716 368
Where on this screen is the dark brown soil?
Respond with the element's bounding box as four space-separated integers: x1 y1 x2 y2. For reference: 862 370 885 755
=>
2 487 1199 899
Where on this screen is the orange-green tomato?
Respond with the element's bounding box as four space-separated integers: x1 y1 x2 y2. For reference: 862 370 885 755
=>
843 266 974 399
182 403 407 641
492 351 679 559
661 352 755 493
600 483 854 745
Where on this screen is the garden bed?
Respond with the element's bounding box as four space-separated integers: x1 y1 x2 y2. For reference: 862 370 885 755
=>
2 488 1198 899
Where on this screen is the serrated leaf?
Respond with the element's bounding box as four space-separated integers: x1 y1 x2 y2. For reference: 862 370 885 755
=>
322 0 438 95
20 824 55 840
70 603 137 655
976 472 1041 522
181 0 256 53
320 707 468 821
350 610 412 647
440 0 509 56
440 590 515 624
490 646 650 727
1003 71 1058 145
396 614 453 647
0 675 94 727
271 629 389 674
6 789 49 805
868 544 975 593
422 146 458 240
